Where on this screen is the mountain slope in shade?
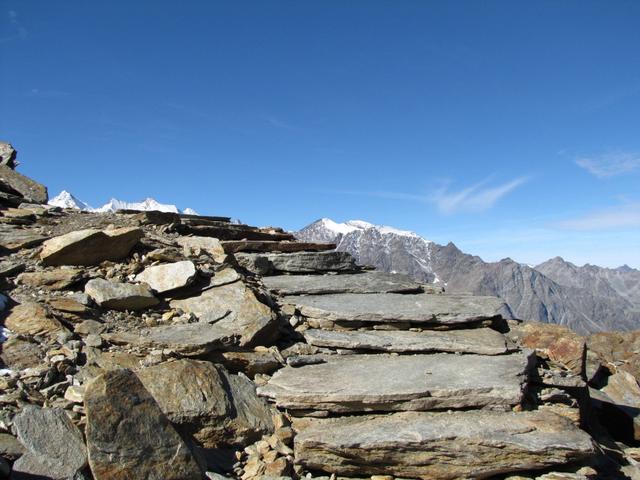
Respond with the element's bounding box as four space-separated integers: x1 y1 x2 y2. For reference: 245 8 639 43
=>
297 218 640 334
48 190 198 215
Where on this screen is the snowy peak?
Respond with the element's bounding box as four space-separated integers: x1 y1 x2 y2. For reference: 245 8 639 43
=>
318 218 423 239
48 191 198 215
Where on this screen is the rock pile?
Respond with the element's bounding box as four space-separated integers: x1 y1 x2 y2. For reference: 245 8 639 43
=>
1 143 640 479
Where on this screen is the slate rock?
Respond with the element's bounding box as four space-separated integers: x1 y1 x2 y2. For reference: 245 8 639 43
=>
0 142 17 168
85 278 159 310
302 327 509 355
283 292 507 326
40 227 142 266
17 267 84 290
221 240 335 254
176 235 227 263
236 251 358 275
12 405 88 480
293 410 594 479
138 359 274 447
262 271 424 295
0 225 48 251
170 280 276 347
135 260 197 293
3 302 68 338
258 352 533 413
600 370 640 441
0 337 44 370
0 432 24 460
84 369 203 480
0 164 48 203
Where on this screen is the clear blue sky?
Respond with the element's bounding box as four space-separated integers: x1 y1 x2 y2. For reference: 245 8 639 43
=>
2 1 639 268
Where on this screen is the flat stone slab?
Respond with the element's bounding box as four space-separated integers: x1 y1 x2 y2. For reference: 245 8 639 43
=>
293 410 594 479
222 240 336 254
302 327 509 355
263 272 423 295
236 251 358 276
258 352 532 413
283 292 507 326
135 260 197 294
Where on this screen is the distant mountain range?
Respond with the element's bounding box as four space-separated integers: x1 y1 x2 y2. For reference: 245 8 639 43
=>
48 190 198 215
297 218 640 334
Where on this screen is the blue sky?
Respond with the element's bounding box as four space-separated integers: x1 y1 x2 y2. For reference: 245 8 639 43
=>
2 1 639 268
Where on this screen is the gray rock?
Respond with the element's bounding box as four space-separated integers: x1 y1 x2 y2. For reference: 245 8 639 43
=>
0 432 24 460
0 164 47 203
176 236 227 263
85 278 159 310
283 292 506 326
302 327 509 355
12 405 87 479
0 225 48 251
235 251 358 275
17 267 84 290
258 352 533 413
135 260 197 294
293 410 594 479
0 142 17 168
170 280 276 347
40 227 142 266
262 272 423 295
84 369 202 480
137 359 274 447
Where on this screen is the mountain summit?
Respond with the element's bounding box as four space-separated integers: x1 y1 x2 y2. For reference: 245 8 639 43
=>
49 190 198 215
297 218 640 334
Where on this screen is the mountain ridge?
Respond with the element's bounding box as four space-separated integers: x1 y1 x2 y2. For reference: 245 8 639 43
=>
49 190 198 215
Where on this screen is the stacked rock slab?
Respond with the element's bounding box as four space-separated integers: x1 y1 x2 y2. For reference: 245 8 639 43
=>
256 268 595 478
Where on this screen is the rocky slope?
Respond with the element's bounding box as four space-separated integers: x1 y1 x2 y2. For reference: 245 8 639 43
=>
297 218 640 334
3 142 640 479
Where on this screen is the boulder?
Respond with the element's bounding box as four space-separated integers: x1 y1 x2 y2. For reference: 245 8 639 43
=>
17 267 84 290
0 337 44 370
3 302 68 338
85 278 159 310
134 260 197 294
137 359 274 447
170 280 276 347
600 370 640 441
262 271 424 295
40 227 142 266
0 164 48 203
176 236 227 263
235 251 358 275
258 352 533 413
283 292 506 327
302 327 509 355
293 410 594 479
0 225 48 251
12 405 88 479
84 369 203 480
0 142 17 168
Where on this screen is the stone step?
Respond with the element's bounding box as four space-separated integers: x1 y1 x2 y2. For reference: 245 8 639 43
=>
292 410 595 479
236 251 359 276
257 351 533 414
221 240 336 254
302 327 509 355
176 222 295 242
282 292 507 327
263 271 424 295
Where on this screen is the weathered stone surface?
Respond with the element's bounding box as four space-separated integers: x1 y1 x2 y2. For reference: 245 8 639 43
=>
176 235 227 262
283 292 506 326
3 302 67 338
138 359 274 447
17 267 84 290
302 327 509 355
222 240 336 254
236 251 358 275
293 410 594 479
0 336 44 370
170 280 276 347
84 369 202 480
0 142 17 168
104 321 237 356
0 432 24 459
135 260 197 293
0 164 48 203
263 271 424 295
509 321 585 375
12 405 87 479
40 227 142 266
85 278 159 310
0 225 47 251
587 331 640 380
600 370 640 441
258 352 532 413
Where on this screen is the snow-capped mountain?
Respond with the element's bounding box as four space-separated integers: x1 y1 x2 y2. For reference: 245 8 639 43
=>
48 190 198 215
297 218 640 334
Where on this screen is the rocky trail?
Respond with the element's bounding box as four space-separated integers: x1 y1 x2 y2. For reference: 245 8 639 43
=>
2 142 640 479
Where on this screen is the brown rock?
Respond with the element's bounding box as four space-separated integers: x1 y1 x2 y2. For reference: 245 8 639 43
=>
0 336 45 370
17 268 84 290
0 164 48 203
0 225 48 251
3 302 67 338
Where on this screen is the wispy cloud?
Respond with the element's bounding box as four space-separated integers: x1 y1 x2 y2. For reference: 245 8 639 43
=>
557 202 640 231
26 88 70 98
264 115 300 131
1 10 28 43
430 177 529 214
575 151 640 178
